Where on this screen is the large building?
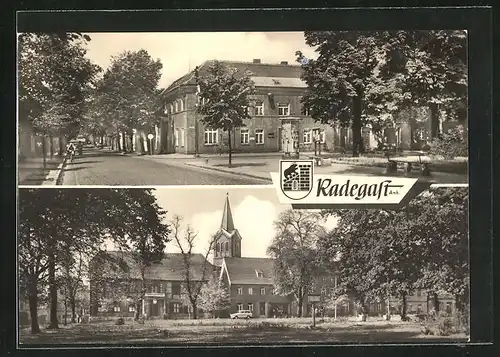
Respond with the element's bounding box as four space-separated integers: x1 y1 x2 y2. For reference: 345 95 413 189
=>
151 59 463 157
157 59 334 156
88 194 457 320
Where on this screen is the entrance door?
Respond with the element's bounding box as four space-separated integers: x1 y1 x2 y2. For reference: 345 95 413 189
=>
150 300 159 317
259 302 266 316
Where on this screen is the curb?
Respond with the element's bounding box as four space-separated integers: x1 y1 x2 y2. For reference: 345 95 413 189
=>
184 163 273 182
41 158 67 186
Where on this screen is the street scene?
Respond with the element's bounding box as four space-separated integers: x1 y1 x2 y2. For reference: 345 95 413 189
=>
18 186 469 345
18 31 468 186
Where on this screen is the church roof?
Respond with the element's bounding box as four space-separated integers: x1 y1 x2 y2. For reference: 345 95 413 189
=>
220 193 235 232
223 257 275 285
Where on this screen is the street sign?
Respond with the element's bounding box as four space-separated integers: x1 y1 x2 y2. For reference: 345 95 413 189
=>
147 134 154 140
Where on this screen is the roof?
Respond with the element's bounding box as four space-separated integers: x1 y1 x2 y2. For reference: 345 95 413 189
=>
162 60 303 94
223 257 276 285
220 193 235 231
92 251 212 282
251 76 306 88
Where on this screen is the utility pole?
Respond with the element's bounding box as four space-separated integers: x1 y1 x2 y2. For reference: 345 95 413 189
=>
194 66 200 158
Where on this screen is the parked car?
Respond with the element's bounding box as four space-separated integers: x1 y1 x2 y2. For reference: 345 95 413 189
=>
230 310 252 319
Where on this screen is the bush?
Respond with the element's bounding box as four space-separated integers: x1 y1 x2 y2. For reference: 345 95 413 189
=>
115 318 125 325
429 125 468 160
435 318 454 336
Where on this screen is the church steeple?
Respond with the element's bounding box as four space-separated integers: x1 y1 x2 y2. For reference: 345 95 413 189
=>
212 193 242 266
220 192 235 232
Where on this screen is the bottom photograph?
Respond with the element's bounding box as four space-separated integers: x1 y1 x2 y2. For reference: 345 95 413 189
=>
18 185 469 346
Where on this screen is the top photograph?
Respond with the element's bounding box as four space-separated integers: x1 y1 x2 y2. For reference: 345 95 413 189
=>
17 31 468 186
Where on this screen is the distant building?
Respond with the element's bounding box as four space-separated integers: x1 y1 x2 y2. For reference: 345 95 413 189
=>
88 193 458 320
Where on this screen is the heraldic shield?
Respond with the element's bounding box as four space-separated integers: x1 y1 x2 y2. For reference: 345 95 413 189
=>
280 160 314 200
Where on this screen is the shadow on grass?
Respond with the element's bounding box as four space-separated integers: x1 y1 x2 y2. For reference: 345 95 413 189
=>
212 163 268 169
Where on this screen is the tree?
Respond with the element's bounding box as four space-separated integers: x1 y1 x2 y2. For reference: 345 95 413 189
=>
318 187 469 320
296 31 385 156
378 30 468 138
195 61 256 166
267 210 325 317
97 50 163 153
18 33 101 154
59 248 86 323
198 277 231 318
18 188 168 333
171 216 215 319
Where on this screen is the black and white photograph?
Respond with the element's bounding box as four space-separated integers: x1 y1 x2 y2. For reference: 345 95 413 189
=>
18 30 468 186
18 186 469 345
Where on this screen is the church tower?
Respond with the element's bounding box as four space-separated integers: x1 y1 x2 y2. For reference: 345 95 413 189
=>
212 193 242 266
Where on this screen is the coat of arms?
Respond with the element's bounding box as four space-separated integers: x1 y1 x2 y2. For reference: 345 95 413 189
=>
279 160 314 200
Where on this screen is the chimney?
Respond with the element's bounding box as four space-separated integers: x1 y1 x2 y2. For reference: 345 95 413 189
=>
280 61 288 65
252 59 261 64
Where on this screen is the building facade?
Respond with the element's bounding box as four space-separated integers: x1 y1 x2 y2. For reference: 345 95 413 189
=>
88 194 458 320
155 59 465 156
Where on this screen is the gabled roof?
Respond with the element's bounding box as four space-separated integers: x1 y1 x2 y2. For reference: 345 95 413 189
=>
92 251 212 282
162 60 304 94
223 257 275 285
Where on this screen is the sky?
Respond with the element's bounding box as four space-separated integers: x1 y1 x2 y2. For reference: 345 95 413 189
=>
83 32 317 88
148 186 338 258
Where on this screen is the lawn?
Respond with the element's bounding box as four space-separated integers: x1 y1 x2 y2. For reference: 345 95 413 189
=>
19 317 469 346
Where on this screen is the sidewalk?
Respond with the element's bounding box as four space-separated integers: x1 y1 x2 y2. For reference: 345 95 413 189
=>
18 156 64 185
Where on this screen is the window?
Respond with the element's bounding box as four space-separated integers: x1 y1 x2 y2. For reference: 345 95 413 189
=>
303 129 312 144
225 242 228 251
180 128 185 147
260 287 266 295
174 101 179 112
255 129 264 144
179 99 184 111
173 303 180 313
170 104 174 113
255 270 264 278
128 305 135 312
417 290 422 297
204 129 218 145
321 287 327 295
237 303 244 311
175 129 179 147
248 287 253 295
160 283 164 293
113 306 120 312
237 287 243 295
247 303 253 312
270 287 275 295
255 101 264 116
240 128 249 144
303 106 310 116
377 303 382 312
278 103 290 116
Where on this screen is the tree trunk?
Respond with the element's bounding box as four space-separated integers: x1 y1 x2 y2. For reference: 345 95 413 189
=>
100 135 104 149
48 251 59 329
129 133 135 153
433 292 440 313
71 296 77 323
227 129 232 167
64 295 68 325
116 132 121 152
134 300 141 321
28 278 41 334
430 103 440 139
400 292 407 320
297 295 304 317
192 302 198 319
58 136 64 156
49 135 54 157
351 93 363 157
41 137 47 169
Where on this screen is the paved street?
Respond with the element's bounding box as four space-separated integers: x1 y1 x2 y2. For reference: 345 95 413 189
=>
60 146 269 186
